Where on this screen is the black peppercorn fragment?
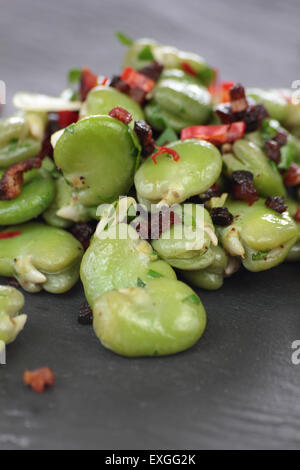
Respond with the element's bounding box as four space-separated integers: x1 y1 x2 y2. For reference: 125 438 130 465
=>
78 301 93 325
265 196 288 214
211 207 234 226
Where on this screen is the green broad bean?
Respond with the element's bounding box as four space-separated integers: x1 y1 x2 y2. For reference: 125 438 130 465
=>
0 285 27 346
83 86 145 125
81 218 176 307
0 116 29 147
54 115 141 207
134 139 222 205
93 278 206 357
0 223 84 293
223 138 286 197
179 245 230 290
217 198 298 271
123 38 214 86
286 198 300 262
0 171 55 226
145 69 212 132
151 203 218 270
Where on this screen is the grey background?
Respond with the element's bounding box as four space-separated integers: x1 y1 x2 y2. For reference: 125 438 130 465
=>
0 0 300 450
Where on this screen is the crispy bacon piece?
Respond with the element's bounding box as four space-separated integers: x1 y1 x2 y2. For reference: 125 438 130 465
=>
198 183 222 203
0 157 42 200
78 301 93 325
265 140 281 164
135 207 181 240
70 222 96 249
265 196 287 214
109 106 132 124
134 120 156 157
24 367 55 393
229 83 248 113
284 163 300 186
295 205 300 222
211 207 234 226
139 61 163 82
232 170 259 205
80 67 98 101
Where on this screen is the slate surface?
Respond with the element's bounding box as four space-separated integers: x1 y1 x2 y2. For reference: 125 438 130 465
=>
0 0 300 450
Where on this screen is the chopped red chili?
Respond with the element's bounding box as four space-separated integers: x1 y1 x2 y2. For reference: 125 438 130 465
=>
0 157 42 200
100 76 109 86
58 110 79 129
0 230 22 239
284 163 300 186
209 81 236 104
181 61 197 77
109 106 132 124
151 146 181 165
80 67 98 101
120 66 155 93
265 196 287 214
232 170 259 205
180 122 245 145
24 367 55 393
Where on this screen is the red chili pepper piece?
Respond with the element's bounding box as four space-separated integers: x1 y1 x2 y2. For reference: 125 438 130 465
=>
180 122 245 145
120 66 155 93
80 67 98 101
284 163 300 186
109 106 132 124
0 230 22 239
181 61 197 77
58 110 79 129
151 146 181 165
23 367 55 393
100 76 109 86
209 81 236 104
295 205 300 222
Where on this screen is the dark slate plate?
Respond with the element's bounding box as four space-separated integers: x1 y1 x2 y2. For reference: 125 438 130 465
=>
0 0 300 450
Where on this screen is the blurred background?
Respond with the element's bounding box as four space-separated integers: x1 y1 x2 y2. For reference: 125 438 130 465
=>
1 0 300 114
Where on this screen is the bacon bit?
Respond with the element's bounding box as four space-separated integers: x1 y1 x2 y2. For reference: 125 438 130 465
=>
284 163 300 186
232 170 259 205
78 301 93 325
265 196 287 214
58 110 79 129
199 183 222 203
109 106 132 124
180 122 245 145
120 66 155 93
229 83 248 113
181 61 197 77
139 61 163 82
0 230 22 239
151 146 181 165
211 207 234 226
273 131 288 146
37 113 60 160
134 120 156 157
24 367 55 393
100 76 109 86
295 206 300 222
135 207 181 240
70 222 96 249
265 140 281 164
80 67 98 101
0 157 42 200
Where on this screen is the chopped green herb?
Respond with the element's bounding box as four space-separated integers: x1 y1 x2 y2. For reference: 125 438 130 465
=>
147 269 164 279
156 127 178 146
197 66 215 86
138 45 155 61
137 277 146 288
252 250 270 261
182 294 201 305
68 68 82 84
261 118 278 144
115 31 133 46
278 143 295 170
8 137 19 151
268 159 278 172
